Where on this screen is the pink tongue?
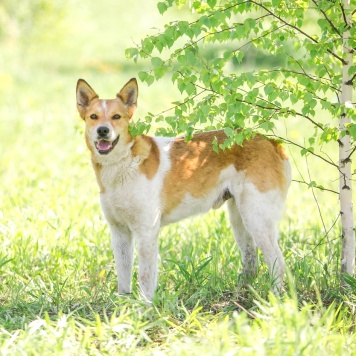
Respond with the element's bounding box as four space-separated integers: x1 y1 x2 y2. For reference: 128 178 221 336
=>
98 141 111 151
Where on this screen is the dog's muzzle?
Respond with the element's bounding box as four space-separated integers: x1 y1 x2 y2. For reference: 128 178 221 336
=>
95 136 119 155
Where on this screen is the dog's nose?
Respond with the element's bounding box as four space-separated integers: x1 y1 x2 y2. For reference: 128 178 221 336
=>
97 126 110 137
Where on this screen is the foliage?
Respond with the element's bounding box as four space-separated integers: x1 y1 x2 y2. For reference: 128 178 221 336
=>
126 0 356 153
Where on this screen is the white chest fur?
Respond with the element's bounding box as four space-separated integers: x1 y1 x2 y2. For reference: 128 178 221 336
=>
98 156 164 232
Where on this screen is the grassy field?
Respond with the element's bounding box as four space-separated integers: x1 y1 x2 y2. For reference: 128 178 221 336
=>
0 1 356 354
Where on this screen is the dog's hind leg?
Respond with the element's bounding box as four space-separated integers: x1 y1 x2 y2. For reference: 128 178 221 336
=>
110 224 134 295
233 184 286 290
227 198 257 280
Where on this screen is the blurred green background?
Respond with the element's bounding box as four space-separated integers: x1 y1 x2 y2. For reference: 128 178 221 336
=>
0 0 183 122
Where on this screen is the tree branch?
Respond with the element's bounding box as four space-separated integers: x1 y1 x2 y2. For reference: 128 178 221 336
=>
232 23 286 53
270 135 339 168
167 13 271 65
306 213 340 255
149 89 208 118
340 2 349 26
342 144 356 163
346 73 356 85
268 68 341 92
311 0 342 38
250 1 318 42
292 179 338 194
250 0 347 64
192 78 327 131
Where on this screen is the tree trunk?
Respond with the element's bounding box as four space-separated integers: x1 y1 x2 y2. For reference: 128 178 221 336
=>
339 0 355 282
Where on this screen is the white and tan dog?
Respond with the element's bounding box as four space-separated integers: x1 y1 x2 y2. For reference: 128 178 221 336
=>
76 78 291 300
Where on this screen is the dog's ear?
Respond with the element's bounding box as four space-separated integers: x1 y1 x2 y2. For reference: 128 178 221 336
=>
117 78 138 117
76 79 99 118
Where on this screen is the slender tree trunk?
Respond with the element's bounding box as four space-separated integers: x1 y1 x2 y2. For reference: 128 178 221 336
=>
339 0 355 282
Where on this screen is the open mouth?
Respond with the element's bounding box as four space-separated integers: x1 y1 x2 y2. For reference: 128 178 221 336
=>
95 136 119 155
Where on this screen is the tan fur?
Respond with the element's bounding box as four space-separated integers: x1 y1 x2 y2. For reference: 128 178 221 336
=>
131 135 160 180
162 131 288 215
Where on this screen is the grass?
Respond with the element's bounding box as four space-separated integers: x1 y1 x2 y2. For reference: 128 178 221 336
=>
1 0 356 354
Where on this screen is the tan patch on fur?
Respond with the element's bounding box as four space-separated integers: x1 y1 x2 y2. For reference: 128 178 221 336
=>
131 135 160 179
234 135 288 193
162 131 288 215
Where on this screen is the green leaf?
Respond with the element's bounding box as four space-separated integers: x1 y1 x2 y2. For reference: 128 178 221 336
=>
207 0 217 8
185 82 196 95
212 137 220 153
348 65 356 76
259 121 274 132
308 181 317 188
235 51 244 63
301 148 309 156
141 38 154 54
348 124 356 140
139 71 154 86
151 57 164 67
224 127 234 137
185 50 197 66
138 71 149 82
172 72 179 83
264 83 275 96
177 21 189 34
125 47 139 60
177 55 186 64
157 2 168 14
223 51 233 61
317 18 328 31
200 16 211 29
154 66 167 79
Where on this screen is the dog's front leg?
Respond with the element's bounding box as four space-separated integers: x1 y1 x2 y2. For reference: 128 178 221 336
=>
109 224 134 295
135 226 160 301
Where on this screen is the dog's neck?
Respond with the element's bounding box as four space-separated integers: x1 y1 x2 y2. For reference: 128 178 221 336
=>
90 134 160 191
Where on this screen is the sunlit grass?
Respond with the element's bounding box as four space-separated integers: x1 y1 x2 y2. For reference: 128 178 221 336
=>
1 111 355 353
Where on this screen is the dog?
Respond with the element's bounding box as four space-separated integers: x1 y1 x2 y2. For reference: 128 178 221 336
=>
76 78 291 301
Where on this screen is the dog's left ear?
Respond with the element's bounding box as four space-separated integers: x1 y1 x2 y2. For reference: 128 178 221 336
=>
76 79 99 119
117 78 138 117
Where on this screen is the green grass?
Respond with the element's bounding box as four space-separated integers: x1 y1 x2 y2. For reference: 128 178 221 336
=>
0 0 356 354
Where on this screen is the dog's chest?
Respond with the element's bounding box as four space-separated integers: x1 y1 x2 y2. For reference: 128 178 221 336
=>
98 165 159 227
100 188 138 227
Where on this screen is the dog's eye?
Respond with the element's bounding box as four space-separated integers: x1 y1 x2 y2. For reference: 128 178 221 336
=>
90 114 98 120
113 114 121 120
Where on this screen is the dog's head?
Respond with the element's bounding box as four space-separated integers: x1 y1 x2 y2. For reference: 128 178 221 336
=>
76 78 138 156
